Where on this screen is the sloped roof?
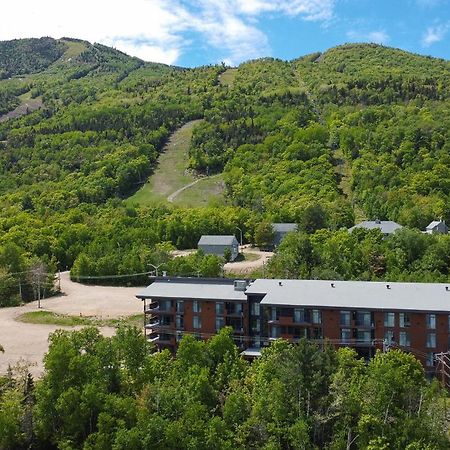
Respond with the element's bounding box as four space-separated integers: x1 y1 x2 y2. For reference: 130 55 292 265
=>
137 278 247 301
348 220 402 234
246 279 450 313
426 221 445 229
272 223 298 233
198 235 238 246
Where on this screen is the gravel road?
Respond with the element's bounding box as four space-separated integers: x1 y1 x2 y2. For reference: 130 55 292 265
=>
0 272 144 376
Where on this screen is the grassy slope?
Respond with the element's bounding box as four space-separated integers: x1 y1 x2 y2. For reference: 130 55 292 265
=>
125 119 225 207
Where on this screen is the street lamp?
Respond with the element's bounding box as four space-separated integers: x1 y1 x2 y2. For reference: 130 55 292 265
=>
148 263 164 277
236 226 243 248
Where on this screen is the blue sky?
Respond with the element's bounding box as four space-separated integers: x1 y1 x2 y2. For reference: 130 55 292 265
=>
1 0 449 66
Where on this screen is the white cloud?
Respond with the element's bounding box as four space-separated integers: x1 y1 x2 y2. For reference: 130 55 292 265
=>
346 29 390 44
421 23 450 46
0 0 336 65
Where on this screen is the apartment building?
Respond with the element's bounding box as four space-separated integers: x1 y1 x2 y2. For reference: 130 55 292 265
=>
136 277 450 372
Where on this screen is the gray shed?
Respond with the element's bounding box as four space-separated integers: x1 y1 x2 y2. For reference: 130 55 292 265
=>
272 223 298 247
425 220 448 234
348 219 402 237
198 235 239 261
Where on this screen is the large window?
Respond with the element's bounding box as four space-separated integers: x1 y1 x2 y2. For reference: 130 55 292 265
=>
357 330 371 343
356 311 372 327
294 308 306 323
340 311 351 326
251 302 260 316
426 314 436 329
193 300 201 313
312 309 322 324
270 326 281 338
399 331 410 347
215 302 224 315
340 328 351 343
176 315 184 329
216 316 225 331
399 313 410 328
426 333 436 348
251 318 261 334
159 300 172 311
384 330 395 344
384 312 395 328
176 300 184 313
426 353 435 367
193 316 202 329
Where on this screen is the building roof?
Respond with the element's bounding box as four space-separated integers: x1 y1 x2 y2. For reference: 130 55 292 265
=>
426 220 446 230
137 278 247 301
246 279 450 313
198 235 238 246
272 223 298 233
348 220 402 234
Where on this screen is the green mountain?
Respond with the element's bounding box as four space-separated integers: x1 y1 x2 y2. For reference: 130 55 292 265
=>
0 39 449 289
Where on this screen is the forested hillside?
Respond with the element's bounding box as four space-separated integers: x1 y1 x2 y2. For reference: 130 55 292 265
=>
1 327 449 449
0 39 449 299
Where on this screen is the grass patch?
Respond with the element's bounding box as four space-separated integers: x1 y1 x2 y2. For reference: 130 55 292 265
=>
59 40 88 60
125 120 200 206
173 175 227 207
218 69 238 87
16 311 143 328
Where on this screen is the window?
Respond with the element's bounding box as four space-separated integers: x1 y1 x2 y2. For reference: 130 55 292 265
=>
426 353 435 367
160 316 171 326
448 315 450 332
399 331 410 347
176 315 184 329
176 300 184 313
193 316 202 329
270 326 281 338
356 311 372 327
426 314 436 329
312 309 321 324
251 318 261 334
399 313 410 328
159 300 172 311
271 307 279 322
227 302 243 315
193 301 201 313
357 330 371 343
340 311 351 326
384 312 395 328
251 302 260 316
176 332 183 343
384 330 395 344
215 316 225 331
426 333 436 348
340 328 351 343
294 308 306 323
215 302 224 315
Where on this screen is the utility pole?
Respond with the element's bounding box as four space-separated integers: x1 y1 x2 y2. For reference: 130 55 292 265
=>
148 263 164 277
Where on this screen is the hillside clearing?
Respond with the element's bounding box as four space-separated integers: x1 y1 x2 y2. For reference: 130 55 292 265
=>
125 119 225 207
218 68 238 87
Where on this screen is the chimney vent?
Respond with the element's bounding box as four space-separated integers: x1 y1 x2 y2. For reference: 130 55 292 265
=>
331 283 335 288
278 281 283 286
446 286 449 292
386 284 391 289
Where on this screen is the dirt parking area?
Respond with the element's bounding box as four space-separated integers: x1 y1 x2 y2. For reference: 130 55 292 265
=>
0 272 144 376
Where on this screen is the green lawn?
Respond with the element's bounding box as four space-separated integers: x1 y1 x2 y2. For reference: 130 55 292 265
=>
16 311 143 328
218 69 238 87
125 119 226 208
173 174 226 207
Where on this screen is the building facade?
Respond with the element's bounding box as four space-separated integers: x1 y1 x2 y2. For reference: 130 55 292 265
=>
425 220 449 234
198 235 239 261
272 223 298 248
137 277 450 373
348 219 403 237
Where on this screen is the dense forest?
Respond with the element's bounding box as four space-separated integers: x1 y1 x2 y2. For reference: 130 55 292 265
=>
1 326 449 449
0 38 449 304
